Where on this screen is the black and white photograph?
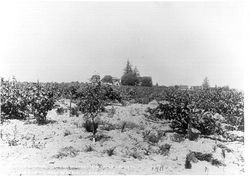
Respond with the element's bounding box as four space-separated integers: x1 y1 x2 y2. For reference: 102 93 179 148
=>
0 1 248 175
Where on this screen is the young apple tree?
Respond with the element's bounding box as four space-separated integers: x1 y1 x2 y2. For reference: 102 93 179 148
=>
77 81 105 142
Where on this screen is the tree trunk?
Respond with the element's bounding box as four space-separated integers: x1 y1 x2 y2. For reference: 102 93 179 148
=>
69 97 72 117
91 114 96 143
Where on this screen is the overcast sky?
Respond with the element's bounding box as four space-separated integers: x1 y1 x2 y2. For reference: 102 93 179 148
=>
0 1 249 89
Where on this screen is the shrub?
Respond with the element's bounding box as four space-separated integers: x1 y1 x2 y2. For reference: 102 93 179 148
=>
121 72 139 86
108 106 116 118
53 146 79 159
7 138 19 146
1 78 29 120
64 130 71 137
185 159 192 169
70 107 79 117
191 112 217 135
140 76 153 87
148 134 160 144
105 147 116 156
148 102 219 135
146 88 244 135
56 107 65 115
102 85 122 103
128 148 143 160
193 152 213 162
170 133 185 142
211 159 225 166
159 143 171 156
29 84 55 124
83 120 98 135
100 122 117 131
142 130 162 144
95 133 111 142
84 145 95 152
185 152 198 169
101 75 113 84
1 78 60 124
216 143 233 153
90 75 101 84
185 151 225 168
121 121 140 131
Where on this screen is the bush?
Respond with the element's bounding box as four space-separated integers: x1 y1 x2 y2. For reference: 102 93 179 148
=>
142 130 163 144
171 110 218 135
211 159 225 166
101 75 113 84
32 90 55 124
159 143 171 156
1 78 29 120
63 130 71 136
193 152 213 162
185 159 192 169
191 112 217 135
148 134 160 144
128 148 143 160
140 76 153 87
90 75 100 84
95 133 111 142
99 122 117 131
170 133 185 142
84 145 95 152
56 107 65 115
108 106 116 118
120 121 140 131
83 120 98 135
53 146 79 159
148 96 223 135
105 147 116 156
146 88 244 135
121 72 139 86
102 85 122 103
70 107 79 117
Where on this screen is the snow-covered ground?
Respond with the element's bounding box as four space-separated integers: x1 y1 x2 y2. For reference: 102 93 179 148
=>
0 100 244 175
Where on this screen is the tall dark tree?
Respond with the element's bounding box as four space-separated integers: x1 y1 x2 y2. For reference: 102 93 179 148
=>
124 60 133 75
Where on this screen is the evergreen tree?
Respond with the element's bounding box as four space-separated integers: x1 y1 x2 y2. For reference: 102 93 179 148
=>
124 60 133 75
202 77 210 89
